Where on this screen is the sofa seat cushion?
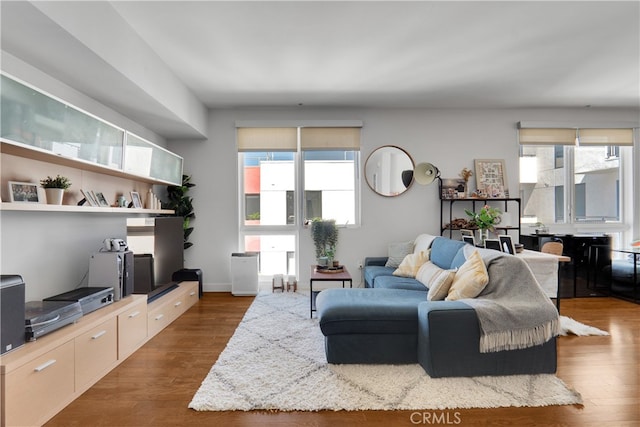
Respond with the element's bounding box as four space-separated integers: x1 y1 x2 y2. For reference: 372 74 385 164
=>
364 265 395 287
317 288 427 336
374 275 427 291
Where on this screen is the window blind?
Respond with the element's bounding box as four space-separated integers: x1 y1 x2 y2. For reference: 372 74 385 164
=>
518 128 577 145
237 127 297 151
300 127 361 150
577 128 634 146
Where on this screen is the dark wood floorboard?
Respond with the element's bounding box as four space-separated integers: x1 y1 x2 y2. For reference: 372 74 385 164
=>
45 293 640 427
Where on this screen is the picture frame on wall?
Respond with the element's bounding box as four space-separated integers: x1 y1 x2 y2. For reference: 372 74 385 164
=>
8 181 40 203
130 191 142 208
474 159 508 198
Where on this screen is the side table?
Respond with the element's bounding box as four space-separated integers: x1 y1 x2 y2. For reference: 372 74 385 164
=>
309 265 352 318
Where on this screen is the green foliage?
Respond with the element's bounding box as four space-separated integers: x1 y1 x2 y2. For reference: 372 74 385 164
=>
311 218 339 260
165 174 196 250
247 212 261 220
40 175 71 189
465 205 502 231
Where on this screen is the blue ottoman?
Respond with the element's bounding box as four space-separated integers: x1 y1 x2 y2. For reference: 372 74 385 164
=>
316 288 427 364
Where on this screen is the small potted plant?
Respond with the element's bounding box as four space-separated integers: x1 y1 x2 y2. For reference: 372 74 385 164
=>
40 175 71 205
311 218 339 267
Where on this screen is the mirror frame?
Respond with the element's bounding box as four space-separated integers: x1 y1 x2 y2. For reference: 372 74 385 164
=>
364 145 415 197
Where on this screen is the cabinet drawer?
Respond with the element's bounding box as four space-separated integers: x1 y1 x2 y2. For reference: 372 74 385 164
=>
147 301 174 338
118 299 148 360
182 281 200 311
75 317 117 390
4 341 74 427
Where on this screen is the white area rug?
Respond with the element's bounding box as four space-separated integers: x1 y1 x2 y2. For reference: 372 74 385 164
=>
559 315 610 336
189 292 583 411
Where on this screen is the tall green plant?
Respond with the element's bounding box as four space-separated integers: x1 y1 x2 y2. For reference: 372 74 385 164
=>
311 218 338 260
164 175 196 250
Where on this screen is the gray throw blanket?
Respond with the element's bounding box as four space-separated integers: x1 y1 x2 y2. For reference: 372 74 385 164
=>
462 246 560 353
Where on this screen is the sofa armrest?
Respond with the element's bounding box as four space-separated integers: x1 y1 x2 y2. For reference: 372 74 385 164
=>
364 257 388 266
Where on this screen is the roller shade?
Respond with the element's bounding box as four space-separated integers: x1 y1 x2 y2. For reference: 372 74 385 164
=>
300 127 361 150
578 128 634 146
518 128 577 145
237 127 297 151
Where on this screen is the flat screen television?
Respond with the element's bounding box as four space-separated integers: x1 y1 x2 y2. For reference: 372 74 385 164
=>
127 217 184 301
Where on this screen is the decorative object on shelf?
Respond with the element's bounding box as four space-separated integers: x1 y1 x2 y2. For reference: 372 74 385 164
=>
165 174 196 249
130 191 142 208
311 218 339 266
440 178 465 199
465 205 502 246
534 222 549 234
40 175 71 205
413 162 440 185
8 181 40 203
117 195 128 208
458 167 473 197
474 159 508 198
146 188 160 210
81 189 97 206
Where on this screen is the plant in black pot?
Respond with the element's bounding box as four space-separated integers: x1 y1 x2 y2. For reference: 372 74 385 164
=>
40 174 71 205
311 218 339 266
164 174 196 250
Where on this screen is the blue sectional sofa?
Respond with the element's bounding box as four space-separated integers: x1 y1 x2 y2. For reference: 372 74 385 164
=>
316 235 559 377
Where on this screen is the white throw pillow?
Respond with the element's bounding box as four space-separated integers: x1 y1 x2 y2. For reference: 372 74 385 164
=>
414 233 437 254
385 241 414 268
417 261 457 301
393 251 430 278
446 249 489 301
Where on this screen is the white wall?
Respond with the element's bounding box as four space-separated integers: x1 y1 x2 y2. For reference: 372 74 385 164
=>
170 107 639 292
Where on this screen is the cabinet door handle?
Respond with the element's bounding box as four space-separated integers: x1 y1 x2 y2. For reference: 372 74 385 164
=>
190 291 196 296
92 330 107 340
174 301 182 307
155 314 164 321
34 359 57 372
128 311 141 318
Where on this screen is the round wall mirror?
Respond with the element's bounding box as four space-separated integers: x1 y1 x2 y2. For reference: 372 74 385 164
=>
365 145 415 197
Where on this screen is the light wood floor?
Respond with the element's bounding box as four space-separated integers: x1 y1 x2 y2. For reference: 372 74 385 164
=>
46 294 639 427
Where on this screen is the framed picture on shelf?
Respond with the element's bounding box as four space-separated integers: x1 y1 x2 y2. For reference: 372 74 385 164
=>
81 189 98 206
474 159 508 198
8 181 40 203
130 191 142 208
484 239 502 251
499 235 516 255
462 235 476 246
94 192 109 207
440 178 466 199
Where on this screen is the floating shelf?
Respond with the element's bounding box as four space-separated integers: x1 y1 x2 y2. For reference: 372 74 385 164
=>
0 202 173 215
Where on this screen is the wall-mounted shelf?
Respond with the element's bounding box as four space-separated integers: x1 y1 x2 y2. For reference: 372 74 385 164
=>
1 141 177 186
0 202 173 215
440 197 521 240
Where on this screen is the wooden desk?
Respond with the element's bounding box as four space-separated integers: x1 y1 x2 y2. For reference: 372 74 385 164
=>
309 266 352 318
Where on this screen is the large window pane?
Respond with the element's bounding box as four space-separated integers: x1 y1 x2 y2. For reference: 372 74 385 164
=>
243 234 296 276
242 151 295 226
574 146 620 222
520 144 622 225
303 150 356 225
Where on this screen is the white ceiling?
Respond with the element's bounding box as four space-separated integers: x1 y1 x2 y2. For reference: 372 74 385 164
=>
2 1 639 139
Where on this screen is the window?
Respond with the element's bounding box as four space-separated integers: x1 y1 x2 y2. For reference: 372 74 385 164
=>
238 126 361 277
518 126 633 226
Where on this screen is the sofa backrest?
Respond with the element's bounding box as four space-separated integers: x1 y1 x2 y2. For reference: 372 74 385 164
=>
430 237 466 269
